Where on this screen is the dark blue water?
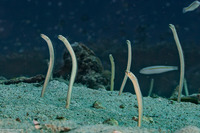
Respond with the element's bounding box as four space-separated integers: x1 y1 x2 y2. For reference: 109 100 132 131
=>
1 0 200 47
0 0 200 97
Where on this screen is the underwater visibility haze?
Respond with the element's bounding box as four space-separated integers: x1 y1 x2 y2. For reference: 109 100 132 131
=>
0 0 200 132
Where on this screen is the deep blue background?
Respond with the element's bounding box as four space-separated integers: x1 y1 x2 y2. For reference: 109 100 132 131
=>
1 0 200 49
0 0 200 96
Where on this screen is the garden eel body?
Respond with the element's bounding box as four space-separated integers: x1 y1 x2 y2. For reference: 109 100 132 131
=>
109 54 115 91
119 40 132 95
169 24 185 103
40 34 55 97
126 71 143 127
58 35 77 108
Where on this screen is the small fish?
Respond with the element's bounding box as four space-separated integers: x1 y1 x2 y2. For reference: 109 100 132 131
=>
183 0 200 13
139 65 178 75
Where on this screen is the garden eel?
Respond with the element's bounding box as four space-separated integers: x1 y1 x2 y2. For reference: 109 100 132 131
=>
109 54 115 91
40 34 55 97
58 35 77 108
169 24 185 103
119 40 132 95
126 70 143 127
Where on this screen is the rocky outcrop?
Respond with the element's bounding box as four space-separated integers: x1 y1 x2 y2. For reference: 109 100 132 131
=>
54 42 110 90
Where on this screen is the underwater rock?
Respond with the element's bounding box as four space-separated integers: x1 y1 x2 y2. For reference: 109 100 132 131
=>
92 101 105 109
142 116 154 124
54 42 110 90
119 104 125 109
0 74 45 85
170 93 200 104
103 118 118 126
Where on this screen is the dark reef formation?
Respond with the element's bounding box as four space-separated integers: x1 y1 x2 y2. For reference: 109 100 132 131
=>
54 42 110 90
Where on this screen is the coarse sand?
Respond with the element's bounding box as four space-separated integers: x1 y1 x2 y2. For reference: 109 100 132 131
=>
0 80 199 133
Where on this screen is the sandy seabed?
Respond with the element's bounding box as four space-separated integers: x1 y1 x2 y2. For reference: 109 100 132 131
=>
0 80 199 133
